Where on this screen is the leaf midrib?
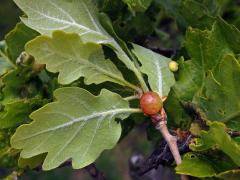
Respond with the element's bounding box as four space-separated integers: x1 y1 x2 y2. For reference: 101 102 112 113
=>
20 0 109 39
38 48 128 85
154 59 163 95
48 115 105 166
16 108 141 142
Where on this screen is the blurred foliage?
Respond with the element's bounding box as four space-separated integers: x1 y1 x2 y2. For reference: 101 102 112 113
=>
0 0 21 39
17 128 153 180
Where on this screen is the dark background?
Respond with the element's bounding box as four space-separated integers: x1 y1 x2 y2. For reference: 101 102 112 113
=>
0 0 21 39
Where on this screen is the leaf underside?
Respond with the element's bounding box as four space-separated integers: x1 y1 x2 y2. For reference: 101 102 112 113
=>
14 0 138 73
132 43 175 96
26 31 126 86
11 87 139 170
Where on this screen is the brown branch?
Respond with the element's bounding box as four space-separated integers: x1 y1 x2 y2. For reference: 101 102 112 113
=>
228 130 240 137
152 109 182 165
136 133 192 176
151 109 189 180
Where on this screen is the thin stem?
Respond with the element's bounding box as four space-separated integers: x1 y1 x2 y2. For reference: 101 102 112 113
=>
115 42 149 93
92 60 140 92
119 79 142 92
123 95 139 101
133 68 149 93
0 50 17 68
129 108 142 113
130 51 149 93
222 111 240 123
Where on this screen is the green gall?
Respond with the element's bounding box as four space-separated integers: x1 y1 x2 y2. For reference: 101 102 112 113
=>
169 61 179 72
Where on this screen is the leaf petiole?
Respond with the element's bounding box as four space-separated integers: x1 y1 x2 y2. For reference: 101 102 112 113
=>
123 95 139 101
123 81 142 92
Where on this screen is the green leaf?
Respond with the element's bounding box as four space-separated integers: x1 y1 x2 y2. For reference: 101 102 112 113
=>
0 96 48 129
0 57 13 77
98 13 132 56
14 0 110 43
18 154 46 169
176 153 216 178
165 18 240 127
234 137 240 144
0 129 18 168
208 152 239 174
216 17 240 53
122 0 152 12
11 87 141 170
0 41 14 76
98 13 148 92
0 68 50 128
193 54 240 130
0 69 31 128
176 152 240 178
1 68 31 104
0 100 31 129
216 169 240 180
14 0 144 88
26 31 136 89
5 22 39 62
190 121 240 166
0 40 6 51
132 44 175 96
156 0 219 29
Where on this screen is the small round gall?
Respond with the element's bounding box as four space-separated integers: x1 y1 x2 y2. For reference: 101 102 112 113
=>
140 92 163 115
169 61 179 72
